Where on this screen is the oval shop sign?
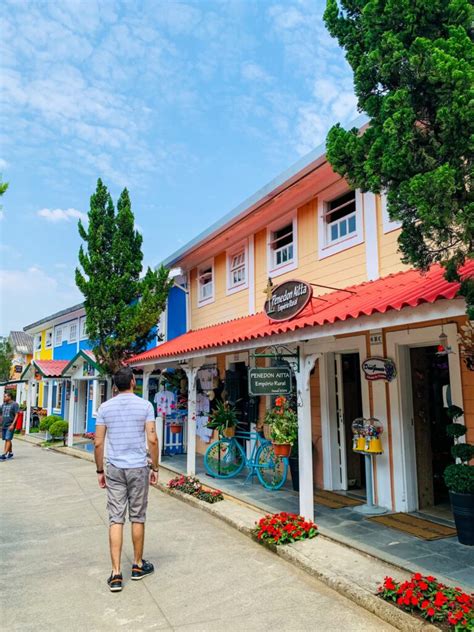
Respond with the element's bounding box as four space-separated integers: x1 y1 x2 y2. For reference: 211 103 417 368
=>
264 280 313 322
362 357 397 382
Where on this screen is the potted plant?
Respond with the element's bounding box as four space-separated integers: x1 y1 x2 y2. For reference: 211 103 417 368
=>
265 396 298 458
207 400 238 438
49 419 69 446
443 405 474 545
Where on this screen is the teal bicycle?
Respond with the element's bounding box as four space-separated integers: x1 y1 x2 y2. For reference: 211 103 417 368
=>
204 430 288 490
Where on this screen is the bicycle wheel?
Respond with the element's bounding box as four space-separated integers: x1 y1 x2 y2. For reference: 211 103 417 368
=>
204 439 245 479
255 443 288 490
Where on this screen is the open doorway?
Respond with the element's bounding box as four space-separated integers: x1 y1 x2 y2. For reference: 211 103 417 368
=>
409 346 454 515
74 382 88 435
335 352 366 496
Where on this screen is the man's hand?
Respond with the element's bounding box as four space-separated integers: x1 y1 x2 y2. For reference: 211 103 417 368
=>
149 469 158 485
97 473 107 489
8 424 15 432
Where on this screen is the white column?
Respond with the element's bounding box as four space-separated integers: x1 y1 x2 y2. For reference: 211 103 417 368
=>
143 371 151 401
25 380 32 434
295 352 320 521
184 364 199 476
156 414 163 465
67 380 76 447
46 380 54 415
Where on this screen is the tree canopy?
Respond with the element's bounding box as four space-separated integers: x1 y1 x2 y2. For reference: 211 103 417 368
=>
324 0 474 315
0 338 13 383
76 179 172 374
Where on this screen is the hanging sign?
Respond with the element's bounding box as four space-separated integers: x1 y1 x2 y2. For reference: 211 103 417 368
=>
83 362 95 377
264 280 312 322
248 367 292 395
362 357 397 382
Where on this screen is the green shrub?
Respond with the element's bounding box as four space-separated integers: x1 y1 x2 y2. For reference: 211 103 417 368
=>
451 443 474 463
446 423 467 439
49 420 68 438
444 464 474 494
446 404 464 421
39 415 63 432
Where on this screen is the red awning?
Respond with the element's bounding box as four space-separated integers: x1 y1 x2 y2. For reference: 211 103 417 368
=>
130 262 473 364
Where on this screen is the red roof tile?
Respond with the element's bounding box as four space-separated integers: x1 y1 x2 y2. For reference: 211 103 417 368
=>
130 263 473 364
34 360 69 377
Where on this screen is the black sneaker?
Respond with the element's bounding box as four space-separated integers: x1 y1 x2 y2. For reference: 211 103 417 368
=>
6 452 13 459
107 572 123 592
131 559 154 580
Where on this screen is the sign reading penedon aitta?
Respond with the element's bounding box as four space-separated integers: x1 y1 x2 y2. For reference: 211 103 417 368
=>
264 280 313 322
248 367 292 395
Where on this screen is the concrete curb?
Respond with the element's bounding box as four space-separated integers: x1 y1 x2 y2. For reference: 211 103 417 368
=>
45 444 440 631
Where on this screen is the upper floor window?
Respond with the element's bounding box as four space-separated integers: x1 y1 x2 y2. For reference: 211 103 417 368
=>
318 184 364 260
55 327 63 346
197 261 214 306
45 329 53 348
325 190 356 243
34 334 41 351
69 323 77 342
381 192 402 234
270 223 294 268
80 317 87 339
226 243 249 295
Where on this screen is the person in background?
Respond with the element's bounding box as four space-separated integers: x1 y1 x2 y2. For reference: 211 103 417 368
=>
94 367 159 593
1 392 19 461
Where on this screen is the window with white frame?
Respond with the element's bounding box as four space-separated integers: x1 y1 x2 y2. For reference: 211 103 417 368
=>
54 381 63 409
381 192 402 233
269 222 294 270
227 247 247 292
94 381 107 414
80 317 87 339
69 322 77 342
34 334 41 351
55 327 63 346
325 190 357 243
45 329 53 348
197 263 214 304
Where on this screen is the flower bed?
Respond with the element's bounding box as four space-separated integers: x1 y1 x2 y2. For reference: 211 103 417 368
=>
378 573 473 630
167 475 224 504
254 512 318 545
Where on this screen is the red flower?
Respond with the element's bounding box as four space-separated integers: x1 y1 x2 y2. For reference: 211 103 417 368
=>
411 597 419 606
421 600 430 610
413 573 422 581
418 581 428 590
384 578 396 591
434 592 447 607
426 608 436 617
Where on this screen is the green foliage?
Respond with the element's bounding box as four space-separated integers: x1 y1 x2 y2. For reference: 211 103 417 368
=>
49 420 68 437
265 396 298 445
451 442 474 463
76 180 172 374
39 415 63 432
324 1 474 315
207 400 238 433
0 338 13 383
444 463 474 494
446 404 465 421
446 422 467 439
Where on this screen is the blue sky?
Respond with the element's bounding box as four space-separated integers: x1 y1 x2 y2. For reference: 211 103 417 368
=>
0 0 358 335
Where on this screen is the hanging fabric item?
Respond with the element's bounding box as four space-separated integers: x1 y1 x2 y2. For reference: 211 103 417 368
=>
196 415 213 442
154 390 176 416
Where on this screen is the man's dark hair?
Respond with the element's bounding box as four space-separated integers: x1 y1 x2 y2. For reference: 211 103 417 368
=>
113 368 134 392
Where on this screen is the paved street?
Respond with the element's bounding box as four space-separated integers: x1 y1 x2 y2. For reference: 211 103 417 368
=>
1 442 396 632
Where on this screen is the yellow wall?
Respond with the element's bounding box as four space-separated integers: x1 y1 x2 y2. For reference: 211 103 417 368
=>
32 329 52 407
375 196 408 277
189 192 406 329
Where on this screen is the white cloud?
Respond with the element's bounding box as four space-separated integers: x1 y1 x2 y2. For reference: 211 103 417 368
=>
37 207 87 222
0 158 9 170
0 210 4 221
241 62 271 83
0 266 82 335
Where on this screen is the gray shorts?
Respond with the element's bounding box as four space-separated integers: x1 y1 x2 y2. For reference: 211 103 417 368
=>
106 463 150 525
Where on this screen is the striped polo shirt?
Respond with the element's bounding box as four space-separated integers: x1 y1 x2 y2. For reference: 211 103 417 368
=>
96 393 155 469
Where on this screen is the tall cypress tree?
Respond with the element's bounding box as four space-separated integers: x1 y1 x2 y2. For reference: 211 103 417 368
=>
76 179 172 374
323 0 474 315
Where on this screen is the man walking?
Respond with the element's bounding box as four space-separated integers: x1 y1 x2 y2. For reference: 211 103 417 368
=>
94 367 159 592
1 392 19 460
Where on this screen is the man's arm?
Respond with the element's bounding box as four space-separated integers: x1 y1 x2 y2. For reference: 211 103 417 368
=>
94 424 107 489
145 421 159 484
9 404 19 432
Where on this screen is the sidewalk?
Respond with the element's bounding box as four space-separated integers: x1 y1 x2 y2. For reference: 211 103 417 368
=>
1 441 398 632
161 453 474 591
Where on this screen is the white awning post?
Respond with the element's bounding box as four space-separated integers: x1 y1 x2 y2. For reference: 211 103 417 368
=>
67 380 76 447
46 379 54 416
142 371 151 401
295 352 320 522
25 380 32 434
184 364 199 476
